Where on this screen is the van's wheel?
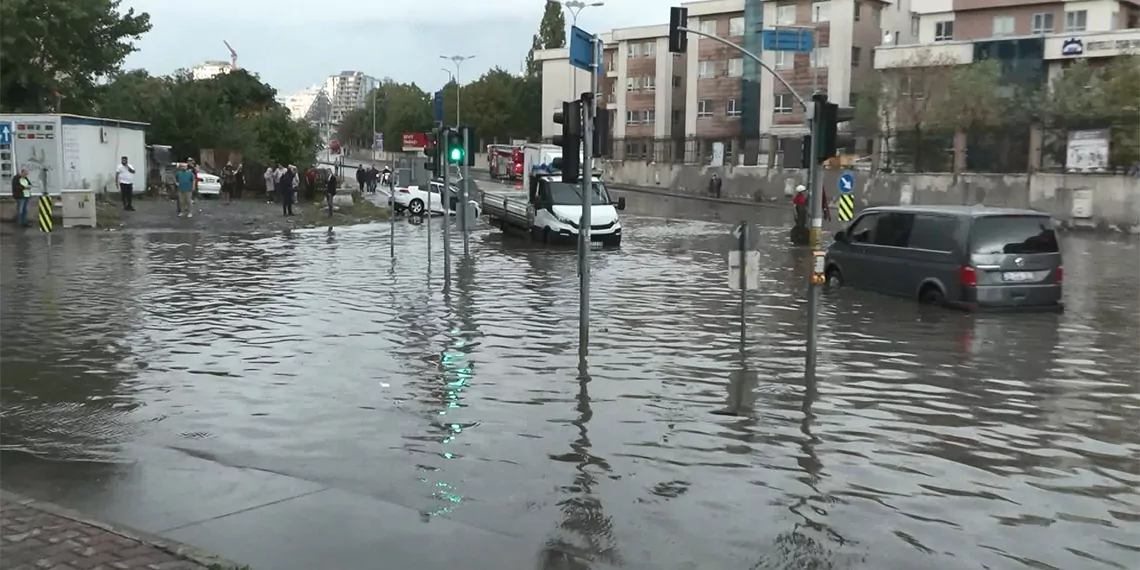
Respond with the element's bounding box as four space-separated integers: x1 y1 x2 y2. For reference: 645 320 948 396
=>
543 228 553 244
919 285 945 305
825 267 843 288
409 198 425 216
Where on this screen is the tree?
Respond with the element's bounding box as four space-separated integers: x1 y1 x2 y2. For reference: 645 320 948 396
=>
525 1 567 77
0 0 151 113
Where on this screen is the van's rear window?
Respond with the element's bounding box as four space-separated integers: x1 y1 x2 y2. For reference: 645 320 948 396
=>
970 216 1058 254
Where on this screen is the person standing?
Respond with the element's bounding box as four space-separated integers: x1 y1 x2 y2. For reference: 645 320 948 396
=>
116 156 136 211
263 166 275 204
325 171 337 217
280 166 297 217
174 163 195 218
233 163 245 200
355 165 366 193
10 168 31 227
708 173 722 199
220 162 235 205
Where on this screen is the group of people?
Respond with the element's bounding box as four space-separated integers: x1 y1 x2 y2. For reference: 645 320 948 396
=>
355 164 390 194
263 163 341 217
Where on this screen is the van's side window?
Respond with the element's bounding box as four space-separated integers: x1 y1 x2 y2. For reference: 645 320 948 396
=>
907 214 958 252
849 213 878 243
873 213 914 247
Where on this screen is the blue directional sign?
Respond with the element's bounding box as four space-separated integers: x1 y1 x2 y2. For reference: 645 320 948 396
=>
432 91 444 123
0 121 11 145
762 29 813 52
838 171 855 194
374 132 384 152
569 25 597 72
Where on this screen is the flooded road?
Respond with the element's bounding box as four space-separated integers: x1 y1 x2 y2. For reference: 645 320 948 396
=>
2 192 1138 570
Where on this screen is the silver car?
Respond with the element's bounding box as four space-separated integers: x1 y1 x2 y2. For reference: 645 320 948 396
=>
825 205 1063 311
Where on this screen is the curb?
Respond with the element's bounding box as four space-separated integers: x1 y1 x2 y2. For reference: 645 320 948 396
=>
0 489 246 569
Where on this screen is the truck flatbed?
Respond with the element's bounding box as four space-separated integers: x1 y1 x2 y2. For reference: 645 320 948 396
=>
482 188 531 228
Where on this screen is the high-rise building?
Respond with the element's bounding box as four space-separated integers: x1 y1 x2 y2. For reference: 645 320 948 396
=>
191 61 234 81
324 71 380 125
283 85 332 122
538 0 916 164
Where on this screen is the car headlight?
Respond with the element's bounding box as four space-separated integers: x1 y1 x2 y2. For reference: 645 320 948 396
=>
556 216 574 225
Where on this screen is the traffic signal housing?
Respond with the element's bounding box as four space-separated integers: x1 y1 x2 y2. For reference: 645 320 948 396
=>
551 100 582 184
592 108 611 158
424 130 439 174
445 129 465 164
669 7 689 54
820 103 855 162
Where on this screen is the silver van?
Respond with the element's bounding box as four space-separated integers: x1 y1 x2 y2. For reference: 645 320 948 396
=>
824 205 1063 310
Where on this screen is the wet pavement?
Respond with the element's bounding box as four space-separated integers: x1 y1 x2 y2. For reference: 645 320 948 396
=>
2 185 1139 570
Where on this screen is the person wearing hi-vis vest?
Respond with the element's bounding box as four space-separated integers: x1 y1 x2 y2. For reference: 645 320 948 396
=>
10 168 32 227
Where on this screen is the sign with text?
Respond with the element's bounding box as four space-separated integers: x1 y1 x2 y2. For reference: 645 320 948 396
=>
402 132 428 152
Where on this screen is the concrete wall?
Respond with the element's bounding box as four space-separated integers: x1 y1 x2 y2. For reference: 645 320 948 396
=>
601 160 1140 232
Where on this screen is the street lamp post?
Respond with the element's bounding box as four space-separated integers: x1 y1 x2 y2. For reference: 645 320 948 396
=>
551 0 604 100
439 55 475 126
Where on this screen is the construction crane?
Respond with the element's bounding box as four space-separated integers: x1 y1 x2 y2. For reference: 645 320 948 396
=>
223 40 238 70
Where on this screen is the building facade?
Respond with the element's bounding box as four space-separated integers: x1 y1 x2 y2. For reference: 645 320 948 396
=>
283 85 332 122
324 71 380 125
539 0 915 164
191 61 234 81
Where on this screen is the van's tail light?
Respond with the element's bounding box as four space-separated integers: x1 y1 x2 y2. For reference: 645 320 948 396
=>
959 265 977 287
1056 266 1063 283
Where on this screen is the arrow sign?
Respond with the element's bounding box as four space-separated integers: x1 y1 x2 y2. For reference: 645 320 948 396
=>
838 171 855 195
0 122 11 145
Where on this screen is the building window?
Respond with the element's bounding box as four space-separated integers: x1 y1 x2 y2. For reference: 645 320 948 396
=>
644 75 656 91
1065 10 1087 32
854 0 861 22
698 99 712 117
812 1 830 23
935 21 954 41
729 17 745 36
626 110 639 124
626 77 637 91
700 19 717 35
644 109 656 123
1031 13 1054 34
672 109 682 124
644 41 656 58
774 51 792 70
726 99 742 117
728 58 744 77
992 16 1014 36
774 94 793 114
776 4 796 26
851 46 861 67
698 60 715 78
811 46 830 67
673 75 682 88
911 14 920 36
627 43 640 58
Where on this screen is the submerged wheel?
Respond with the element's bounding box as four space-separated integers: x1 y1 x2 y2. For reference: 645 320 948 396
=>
825 267 843 288
919 285 946 306
409 198 425 216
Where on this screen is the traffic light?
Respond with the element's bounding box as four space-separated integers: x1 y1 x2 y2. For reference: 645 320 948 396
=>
445 129 465 164
460 126 476 166
819 102 855 162
424 130 439 174
669 7 689 54
551 100 582 184
800 134 812 169
592 108 611 158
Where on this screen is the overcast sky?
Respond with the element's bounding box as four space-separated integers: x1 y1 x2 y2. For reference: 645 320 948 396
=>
117 0 669 96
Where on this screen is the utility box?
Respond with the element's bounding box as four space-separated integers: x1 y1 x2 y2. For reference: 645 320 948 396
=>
61 188 97 227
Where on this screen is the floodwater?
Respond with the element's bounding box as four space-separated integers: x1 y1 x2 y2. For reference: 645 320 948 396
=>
2 191 1139 570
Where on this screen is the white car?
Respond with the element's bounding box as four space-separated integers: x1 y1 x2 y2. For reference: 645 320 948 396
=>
394 181 481 217
196 172 221 196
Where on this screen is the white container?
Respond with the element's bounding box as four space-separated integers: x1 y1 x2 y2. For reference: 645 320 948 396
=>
61 188 96 227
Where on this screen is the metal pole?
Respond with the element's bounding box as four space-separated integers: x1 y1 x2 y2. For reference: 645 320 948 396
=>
455 66 461 127
579 38 598 360
371 90 377 162
739 222 748 348
461 127 471 256
442 129 452 292
805 92 825 378
389 169 396 258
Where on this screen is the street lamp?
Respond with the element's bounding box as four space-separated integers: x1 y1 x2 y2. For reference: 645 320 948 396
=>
440 55 475 126
550 0 604 100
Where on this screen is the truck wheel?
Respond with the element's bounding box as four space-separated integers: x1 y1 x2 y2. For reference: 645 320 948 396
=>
409 199 425 216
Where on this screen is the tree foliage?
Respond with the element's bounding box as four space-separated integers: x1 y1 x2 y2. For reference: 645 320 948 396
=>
525 2 567 77
0 0 151 113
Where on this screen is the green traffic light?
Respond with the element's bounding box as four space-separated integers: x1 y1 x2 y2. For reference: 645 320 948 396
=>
449 147 463 163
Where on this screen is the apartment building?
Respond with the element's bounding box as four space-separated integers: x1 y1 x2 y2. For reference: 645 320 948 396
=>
283 85 332 122
324 71 380 125
876 0 1140 82
539 0 914 163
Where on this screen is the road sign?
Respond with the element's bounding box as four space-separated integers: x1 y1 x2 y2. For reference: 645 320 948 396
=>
433 91 444 123
374 132 384 152
837 194 855 222
728 250 760 291
838 171 855 194
569 25 596 72
402 132 428 152
762 29 813 52
37 195 53 232
0 121 11 145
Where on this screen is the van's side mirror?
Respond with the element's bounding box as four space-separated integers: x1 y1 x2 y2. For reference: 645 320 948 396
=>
834 230 848 244
617 197 626 211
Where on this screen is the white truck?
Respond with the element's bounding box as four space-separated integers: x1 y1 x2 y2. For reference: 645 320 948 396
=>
482 143 625 247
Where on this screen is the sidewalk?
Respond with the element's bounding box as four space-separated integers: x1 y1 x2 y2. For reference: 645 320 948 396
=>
1 491 243 570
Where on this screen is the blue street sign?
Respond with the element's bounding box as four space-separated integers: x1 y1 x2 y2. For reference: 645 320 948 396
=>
0 121 11 145
433 91 444 123
596 38 605 77
838 171 855 194
762 29 813 52
374 132 384 152
569 25 596 72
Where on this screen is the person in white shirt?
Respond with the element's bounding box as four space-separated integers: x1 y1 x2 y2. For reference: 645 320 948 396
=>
115 156 136 211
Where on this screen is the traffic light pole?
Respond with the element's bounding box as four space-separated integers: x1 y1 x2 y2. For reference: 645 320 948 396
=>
441 128 452 292
579 49 598 360
805 92 826 381
461 127 471 257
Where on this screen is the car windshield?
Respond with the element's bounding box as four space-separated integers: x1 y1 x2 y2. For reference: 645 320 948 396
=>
547 181 613 205
970 216 1058 254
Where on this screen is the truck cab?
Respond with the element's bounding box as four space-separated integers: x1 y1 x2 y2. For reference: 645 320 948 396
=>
528 172 625 247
